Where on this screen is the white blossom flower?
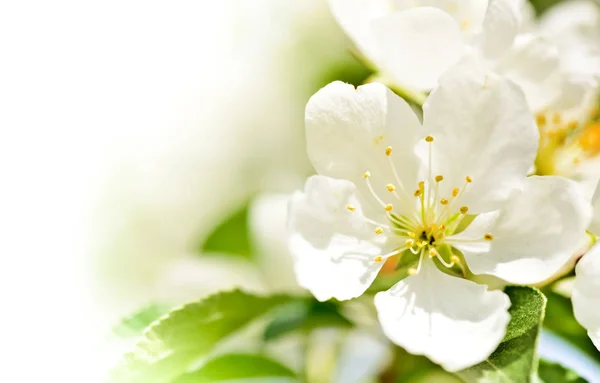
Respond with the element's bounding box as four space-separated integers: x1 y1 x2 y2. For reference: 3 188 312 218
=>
529 1 600 199
288 58 590 371
328 0 523 91
573 181 600 351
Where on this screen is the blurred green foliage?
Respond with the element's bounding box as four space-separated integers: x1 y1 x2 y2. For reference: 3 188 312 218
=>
538 360 589 383
264 299 352 341
201 204 252 258
110 290 291 383
543 290 600 363
172 354 296 383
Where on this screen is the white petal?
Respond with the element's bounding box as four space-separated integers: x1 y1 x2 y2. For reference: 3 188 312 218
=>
475 0 521 60
451 176 591 284
389 0 489 39
305 81 423 215
375 259 510 372
573 243 600 350
371 7 465 90
493 34 562 112
327 0 393 65
288 176 388 301
422 56 538 213
249 194 304 294
590 180 600 235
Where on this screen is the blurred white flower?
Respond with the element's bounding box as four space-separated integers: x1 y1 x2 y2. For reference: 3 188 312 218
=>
572 243 600 350
329 0 522 91
530 1 600 199
289 58 590 371
89 0 362 324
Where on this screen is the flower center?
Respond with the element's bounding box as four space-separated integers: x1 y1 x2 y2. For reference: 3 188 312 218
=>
346 135 494 277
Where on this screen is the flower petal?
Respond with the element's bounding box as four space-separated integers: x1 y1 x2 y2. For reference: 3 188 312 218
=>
475 0 521 60
371 7 465 90
288 175 389 301
450 176 591 284
305 81 423 215
590 180 600 235
327 0 393 64
422 56 538 213
573 244 600 350
249 193 304 294
374 259 510 372
493 34 562 112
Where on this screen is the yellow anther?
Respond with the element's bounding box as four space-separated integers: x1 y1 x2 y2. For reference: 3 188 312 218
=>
408 232 416 238
418 241 427 248
374 227 384 235
408 267 418 276
385 146 393 156
414 189 422 197
374 256 384 263
567 121 578 131
536 114 547 127
465 176 473 183
428 249 437 258
452 188 460 197
440 198 448 205
435 175 444 182
439 224 445 231
346 204 356 212
484 233 494 241
363 171 371 179
425 135 434 142
386 184 396 192
405 239 414 247
385 204 393 212
450 255 460 264
552 113 561 124
460 18 471 30
460 206 469 214
418 181 425 190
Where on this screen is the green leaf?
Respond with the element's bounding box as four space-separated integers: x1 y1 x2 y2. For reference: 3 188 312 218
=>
172 354 296 383
537 360 588 383
542 290 600 363
263 299 353 341
456 286 547 383
112 303 170 338
201 204 251 258
110 290 291 383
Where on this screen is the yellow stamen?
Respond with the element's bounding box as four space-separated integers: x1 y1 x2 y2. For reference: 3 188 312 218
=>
346 204 356 212
536 114 547 127
386 184 396 192
374 227 383 235
385 204 393 212
484 233 494 241
408 267 418 276
452 188 460 197
428 249 437 258
363 171 371 179
425 136 434 142
405 239 414 247
450 255 460 264
552 113 561 124
414 189 422 197
440 198 448 205
408 232 416 238
435 175 444 182
385 146 392 156
374 256 384 263
465 176 473 183
460 206 469 214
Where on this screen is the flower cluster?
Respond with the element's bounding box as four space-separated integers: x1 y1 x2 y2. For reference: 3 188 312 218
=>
288 0 600 371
